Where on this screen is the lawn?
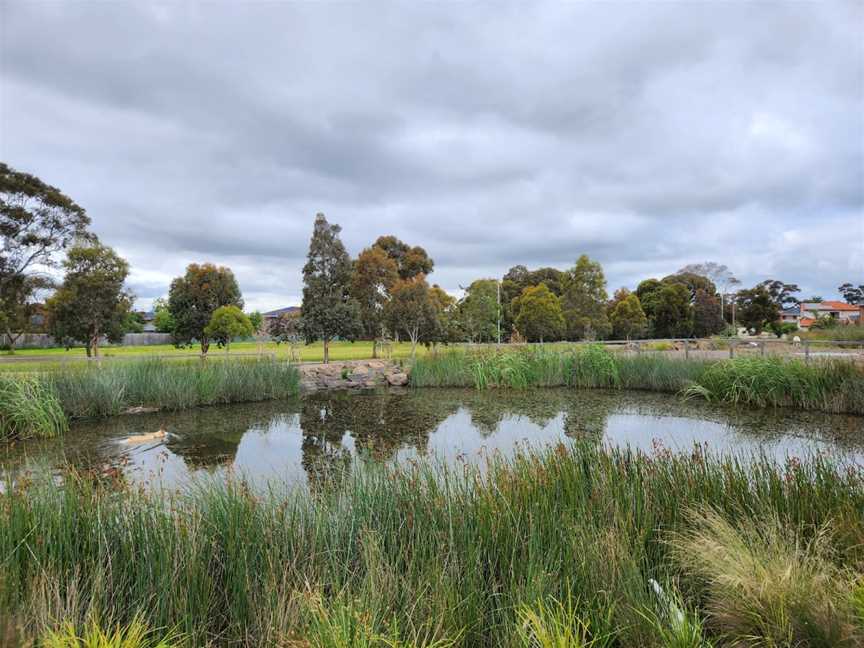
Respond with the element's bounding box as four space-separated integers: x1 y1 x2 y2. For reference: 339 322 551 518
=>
0 340 433 373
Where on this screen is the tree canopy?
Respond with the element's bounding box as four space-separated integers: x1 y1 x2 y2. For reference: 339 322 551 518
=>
0 163 92 283
204 305 254 352
458 279 499 343
513 284 564 342
372 235 434 280
562 254 611 340
168 263 243 355
385 276 440 357
610 293 648 340
300 213 361 363
839 283 863 306
45 242 133 356
351 246 399 342
736 286 779 334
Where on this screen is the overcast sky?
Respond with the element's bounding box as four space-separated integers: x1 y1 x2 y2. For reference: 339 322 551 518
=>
1 2 862 311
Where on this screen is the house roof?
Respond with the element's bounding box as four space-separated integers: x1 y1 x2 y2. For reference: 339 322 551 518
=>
820 301 859 311
262 306 301 318
782 305 800 315
799 317 816 327
801 301 858 312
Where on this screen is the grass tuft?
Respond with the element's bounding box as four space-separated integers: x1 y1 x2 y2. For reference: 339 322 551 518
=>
0 375 67 440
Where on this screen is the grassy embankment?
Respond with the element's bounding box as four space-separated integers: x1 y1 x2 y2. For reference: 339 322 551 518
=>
0 358 300 441
410 346 864 415
0 443 862 647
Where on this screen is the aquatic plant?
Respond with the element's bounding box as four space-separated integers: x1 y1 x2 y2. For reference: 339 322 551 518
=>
684 356 864 414
45 357 301 419
412 348 864 414
0 443 861 646
0 375 67 440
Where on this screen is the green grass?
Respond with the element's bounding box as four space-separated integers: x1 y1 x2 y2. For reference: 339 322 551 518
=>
802 326 864 342
0 444 861 646
411 347 864 414
0 341 433 373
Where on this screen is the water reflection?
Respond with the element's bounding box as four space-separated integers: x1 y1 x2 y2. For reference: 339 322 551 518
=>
2 388 862 491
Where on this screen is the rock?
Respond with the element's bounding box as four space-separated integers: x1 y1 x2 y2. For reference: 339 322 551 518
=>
351 365 370 377
386 372 409 386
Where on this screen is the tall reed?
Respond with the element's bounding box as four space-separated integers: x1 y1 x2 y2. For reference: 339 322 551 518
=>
1 444 861 646
411 348 864 414
45 358 301 419
0 375 67 440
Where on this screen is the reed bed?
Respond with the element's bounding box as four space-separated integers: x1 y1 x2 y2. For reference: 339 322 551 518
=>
45 357 301 419
0 444 861 647
0 359 300 439
0 375 68 441
411 347 864 414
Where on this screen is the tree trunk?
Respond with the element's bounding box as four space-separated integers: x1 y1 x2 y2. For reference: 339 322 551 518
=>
372 339 378 359
201 337 210 356
91 333 100 358
323 338 330 364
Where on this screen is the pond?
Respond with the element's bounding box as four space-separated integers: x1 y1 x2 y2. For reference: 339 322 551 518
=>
2 388 863 491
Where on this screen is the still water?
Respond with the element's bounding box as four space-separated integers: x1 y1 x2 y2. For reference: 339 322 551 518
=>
3 389 863 490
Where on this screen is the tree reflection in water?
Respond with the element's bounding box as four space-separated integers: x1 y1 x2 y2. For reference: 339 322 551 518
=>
1 388 862 491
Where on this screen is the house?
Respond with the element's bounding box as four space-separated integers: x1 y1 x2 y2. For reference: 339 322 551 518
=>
796 301 862 330
261 306 301 332
779 305 800 325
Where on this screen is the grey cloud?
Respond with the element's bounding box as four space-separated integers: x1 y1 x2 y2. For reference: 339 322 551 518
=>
1 1 861 311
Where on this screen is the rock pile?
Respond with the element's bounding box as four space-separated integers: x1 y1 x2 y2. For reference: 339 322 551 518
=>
298 360 409 392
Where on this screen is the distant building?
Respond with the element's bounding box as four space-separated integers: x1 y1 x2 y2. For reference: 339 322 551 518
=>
795 301 862 331
261 306 301 332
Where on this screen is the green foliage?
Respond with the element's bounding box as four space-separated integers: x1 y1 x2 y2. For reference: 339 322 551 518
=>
204 305 254 351
767 321 799 338
691 289 724 337
351 246 399 340
652 284 693 338
269 311 302 345
151 298 175 334
248 311 263 334
803 326 864 342
372 235 434 280
735 286 780 334
0 375 67 440
0 162 91 282
385 276 440 356
300 214 362 363
0 444 861 646
45 242 134 356
610 293 648 340
457 279 499 343
757 279 801 310
561 255 611 340
514 284 565 342
168 263 243 355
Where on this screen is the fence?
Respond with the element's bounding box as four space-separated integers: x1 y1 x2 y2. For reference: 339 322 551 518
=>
1 332 172 350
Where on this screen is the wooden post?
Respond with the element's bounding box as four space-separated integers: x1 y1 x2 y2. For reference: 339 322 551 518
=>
684 340 690 360
729 341 735 359
635 340 641 355
804 340 810 363
760 341 766 357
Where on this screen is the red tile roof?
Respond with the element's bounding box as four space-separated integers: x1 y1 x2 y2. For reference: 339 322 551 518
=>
799 317 816 327
819 301 859 311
